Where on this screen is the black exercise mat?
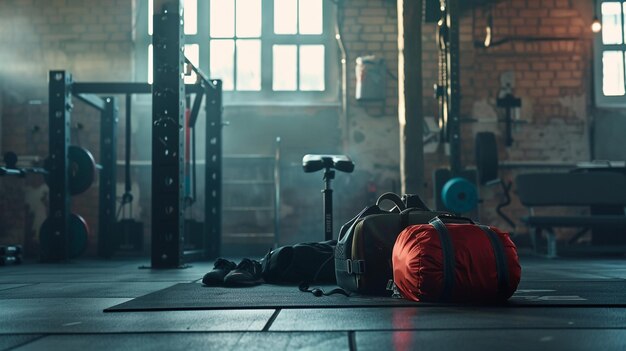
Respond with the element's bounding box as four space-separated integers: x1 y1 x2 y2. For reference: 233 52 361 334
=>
104 280 626 312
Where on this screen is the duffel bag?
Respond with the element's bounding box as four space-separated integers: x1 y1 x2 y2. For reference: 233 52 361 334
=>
392 215 521 303
335 192 447 296
261 240 337 284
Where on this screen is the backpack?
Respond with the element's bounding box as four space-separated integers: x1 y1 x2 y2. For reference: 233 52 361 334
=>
334 192 447 296
392 216 521 303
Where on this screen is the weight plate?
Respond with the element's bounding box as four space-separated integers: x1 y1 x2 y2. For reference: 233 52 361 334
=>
475 132 499 185
441 177 478 214
44 146 97 195
39 213 89 259
68 146 96 195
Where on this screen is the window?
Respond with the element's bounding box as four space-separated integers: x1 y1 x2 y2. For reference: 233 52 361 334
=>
135 0 335 104
594 1 626 107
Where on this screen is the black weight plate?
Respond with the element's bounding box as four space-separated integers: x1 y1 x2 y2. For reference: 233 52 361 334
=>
68 146 96 195
39 214 89 259
69 213 89 257
43 146 97 195
475 132 499 185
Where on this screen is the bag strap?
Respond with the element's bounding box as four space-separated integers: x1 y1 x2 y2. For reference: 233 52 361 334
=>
429 217 456 302
299 282 351 297
478 225 511 299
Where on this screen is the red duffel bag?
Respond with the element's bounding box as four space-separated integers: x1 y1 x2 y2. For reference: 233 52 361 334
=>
392 215 521 303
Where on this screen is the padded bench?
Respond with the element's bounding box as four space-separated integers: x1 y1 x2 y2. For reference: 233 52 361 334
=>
515 172 626 257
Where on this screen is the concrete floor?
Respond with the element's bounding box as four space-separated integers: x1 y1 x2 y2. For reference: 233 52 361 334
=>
1 254 625 350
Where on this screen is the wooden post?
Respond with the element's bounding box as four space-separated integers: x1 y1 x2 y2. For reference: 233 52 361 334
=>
397 0 424 194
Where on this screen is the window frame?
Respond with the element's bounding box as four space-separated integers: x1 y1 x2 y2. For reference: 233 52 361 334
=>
134 0 338 106
594 0 626 108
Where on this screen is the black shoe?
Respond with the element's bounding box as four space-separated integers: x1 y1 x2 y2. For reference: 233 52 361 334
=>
202 258 237 286
223 258 263 286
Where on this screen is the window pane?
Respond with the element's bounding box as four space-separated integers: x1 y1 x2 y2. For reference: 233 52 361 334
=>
211 0 234 38
275 0 297 34
184 44 199 84
299 45 324 91
236 40 261 90
602 2 623 45
602 51 625 96
210 40 235 90
236 0 261 37
273 45 297 90
299 0 322 34
148 0 153 35
148 44 153 84
184 0 198 35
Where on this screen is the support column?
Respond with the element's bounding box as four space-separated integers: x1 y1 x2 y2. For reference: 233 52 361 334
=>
98 97 118 258
397 0 424 194
151 0 185 268
45 70 72 262
205 81 223 259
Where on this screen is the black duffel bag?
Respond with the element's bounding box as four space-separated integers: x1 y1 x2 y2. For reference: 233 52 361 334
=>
261 240 337 284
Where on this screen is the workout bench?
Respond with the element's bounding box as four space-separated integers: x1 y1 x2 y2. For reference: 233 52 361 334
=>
516 172 626 258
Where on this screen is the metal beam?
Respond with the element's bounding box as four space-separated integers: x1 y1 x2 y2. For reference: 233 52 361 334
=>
72 82 207 95
74 93 106 111
44 70 72 262
205 80 223 259
72 82 152 94
98 97 118 258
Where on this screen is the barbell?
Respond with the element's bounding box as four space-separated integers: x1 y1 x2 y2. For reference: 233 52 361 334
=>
2 146 99 196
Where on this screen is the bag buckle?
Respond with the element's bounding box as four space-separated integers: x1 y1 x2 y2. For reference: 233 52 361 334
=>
346 259 365 275
353 260 365 274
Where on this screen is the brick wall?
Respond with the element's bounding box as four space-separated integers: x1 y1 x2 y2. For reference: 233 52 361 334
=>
0 0 133 99
467 0 592 232
340 1 402 191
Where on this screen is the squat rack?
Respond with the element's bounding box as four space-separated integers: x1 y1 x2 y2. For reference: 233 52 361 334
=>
46 72 118 262
46 2 223 266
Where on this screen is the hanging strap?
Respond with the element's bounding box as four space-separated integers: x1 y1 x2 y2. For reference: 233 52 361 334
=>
429 217 456 302
478 225 510 299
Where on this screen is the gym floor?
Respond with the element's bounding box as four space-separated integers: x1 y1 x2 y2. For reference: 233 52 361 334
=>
1 253 625 351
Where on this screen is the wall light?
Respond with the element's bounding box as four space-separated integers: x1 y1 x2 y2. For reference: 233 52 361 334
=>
591 16 602 33
484 9 493 47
